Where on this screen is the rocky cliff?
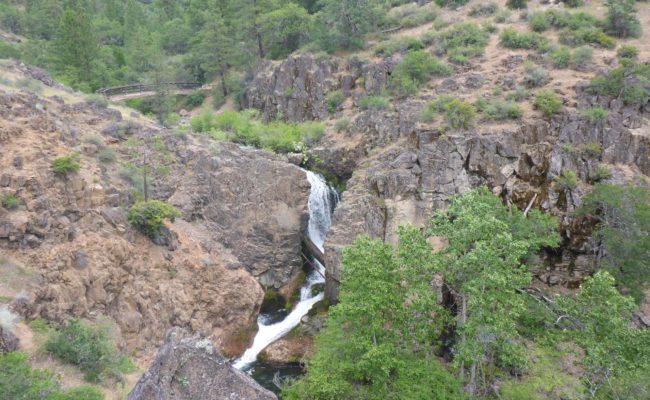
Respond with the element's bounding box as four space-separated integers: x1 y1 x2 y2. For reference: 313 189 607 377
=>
128 328 277 400
0 63 311 355
242 52 650 301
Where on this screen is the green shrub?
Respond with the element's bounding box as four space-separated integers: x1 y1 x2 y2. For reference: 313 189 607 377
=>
580 107 608 123
433 0 469 9
507 86 529 102
127 200 181 239
468 3 498 17
85 94 108 108
84 135 103 146
587 61 650 107
562 0 584 7
428 96 477 129
617 44 639 60
52 154 81 175
604 0 642 39
559 27 615 48
0 42 20 59
555 171 579 191
374 36 423 57
47 319 133 383
523 63 549 88
534 90 563 117
359 96 390 110
0 352 58 399
435 23 491 63
326 90 345 113
391 2 440 28
551 46 571 68
184 90 205 109
581 142 603 157
481 99 523 121
494 9 512 23
390 50 452 96
506 0 527 10
334 117 351 132
1 193 19 210
570 46 592 69
192 110 324 153
529 12 550 32
48 386 104 400
500 28 549 50
97 148 116 164
591 165 612 182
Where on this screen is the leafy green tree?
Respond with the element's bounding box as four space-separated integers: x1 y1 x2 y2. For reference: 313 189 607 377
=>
283 227 461 399
558 271 650 397
127 200 181 239
259 3 311 59
577 184 650 302
315 0 384 51
55 3 98 89
192 0 237 96
604 0 642 38
429 188 560 397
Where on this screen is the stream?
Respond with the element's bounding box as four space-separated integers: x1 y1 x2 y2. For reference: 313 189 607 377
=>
233 171 339 391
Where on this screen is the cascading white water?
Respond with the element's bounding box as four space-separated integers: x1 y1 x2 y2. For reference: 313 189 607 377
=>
234 171 337 370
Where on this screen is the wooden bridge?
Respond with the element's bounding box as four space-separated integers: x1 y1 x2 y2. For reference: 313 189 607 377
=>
97 82 204 101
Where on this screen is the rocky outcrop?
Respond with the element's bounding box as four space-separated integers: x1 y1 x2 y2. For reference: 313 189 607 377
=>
0 325 19 355
244 54 333 122
168 142 310 289
128 328 277 400
0 72 312 356
325 106 650 300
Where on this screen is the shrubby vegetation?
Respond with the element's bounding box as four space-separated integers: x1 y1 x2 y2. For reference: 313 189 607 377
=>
389 50 452 96
127 200 181 240
421 95 477 129
359 96 390 110
578 184 650 303
0 352 104 400
533 90 563 117
191 110 325 153
1 193 19 210
500 28 550 51
47 319 134 383
588 60 650 108
52 153 81 175
432 23 491 64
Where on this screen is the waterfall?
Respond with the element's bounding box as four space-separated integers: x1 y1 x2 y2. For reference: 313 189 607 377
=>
234 171 338 370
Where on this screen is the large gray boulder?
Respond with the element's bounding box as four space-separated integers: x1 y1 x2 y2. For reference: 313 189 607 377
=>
128 328 277 400
168 142 311 289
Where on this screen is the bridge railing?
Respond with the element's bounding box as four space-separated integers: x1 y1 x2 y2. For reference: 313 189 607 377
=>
96 82 202 97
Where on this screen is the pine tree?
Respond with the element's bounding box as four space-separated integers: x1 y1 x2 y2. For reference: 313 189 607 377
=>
316 0 384 51
55 3 98 86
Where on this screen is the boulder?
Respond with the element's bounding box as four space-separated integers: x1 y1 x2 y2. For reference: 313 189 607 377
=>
128 328 277 400
0 325 19 355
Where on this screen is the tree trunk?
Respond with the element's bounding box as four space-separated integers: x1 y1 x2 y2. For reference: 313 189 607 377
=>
220 70 228 97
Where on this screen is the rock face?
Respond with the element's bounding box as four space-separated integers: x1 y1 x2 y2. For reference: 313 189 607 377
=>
0 70 312 356
168 142 310 289
324 108 650 301
128 328 277 400
245 54 332 122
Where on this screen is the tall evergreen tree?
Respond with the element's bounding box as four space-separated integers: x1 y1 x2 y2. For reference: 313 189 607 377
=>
55 2 98 86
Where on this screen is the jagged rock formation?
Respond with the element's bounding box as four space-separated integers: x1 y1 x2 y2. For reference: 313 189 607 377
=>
0 66 311 355
0 325 19 355
128 328 277 400
324 109 650 300
168 142 310 288
241 52 650 302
